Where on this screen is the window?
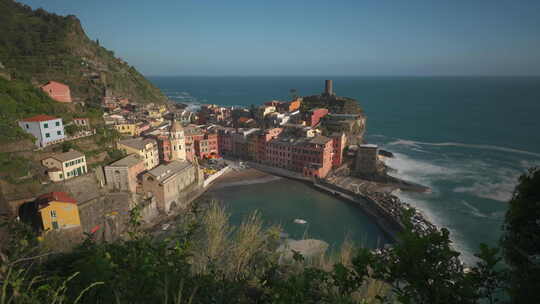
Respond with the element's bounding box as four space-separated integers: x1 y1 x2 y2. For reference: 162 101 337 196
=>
44 123 49 128
50 210 57 218
52 221 59 230
55 121 60 126
45 133 50 138
25 124 29 129
59 173 63 179
57 131 62 135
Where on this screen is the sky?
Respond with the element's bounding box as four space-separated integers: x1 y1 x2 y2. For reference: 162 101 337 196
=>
19 0 540 76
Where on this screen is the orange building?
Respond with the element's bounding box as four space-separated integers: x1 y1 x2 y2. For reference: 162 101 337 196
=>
40 81 72 103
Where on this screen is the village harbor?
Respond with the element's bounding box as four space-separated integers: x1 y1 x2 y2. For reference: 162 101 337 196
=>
7 80 435 249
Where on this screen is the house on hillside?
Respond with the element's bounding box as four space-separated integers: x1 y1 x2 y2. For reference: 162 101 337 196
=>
19 192 81 232
42 150 88 182
18 114 66 147
40 81 72 103
73 118 90 129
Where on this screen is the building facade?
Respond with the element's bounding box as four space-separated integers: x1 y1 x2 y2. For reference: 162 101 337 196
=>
73 118 90 129
169 119 187 161
117 138 159 170
42 150 88 182
19 192 80 232
104 154 145 193
18 115 66 147
40 81 72 103
266 135 333 178
142 160 202 213
354 144 380 176
331 133 347 168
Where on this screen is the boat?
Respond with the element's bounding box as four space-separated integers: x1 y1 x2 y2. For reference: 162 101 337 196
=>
293 219 307 224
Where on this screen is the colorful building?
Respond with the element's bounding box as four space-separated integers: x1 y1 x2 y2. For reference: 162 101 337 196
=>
117 138 159 170
42 150 88 182
331 133 347 168
18 114 66 147
40 81 72 103
194 132 219 159
114 122 149 137
104 154 145 193
19 192 80 232
302 108 329 127
217 128 234 156
266 135 333 178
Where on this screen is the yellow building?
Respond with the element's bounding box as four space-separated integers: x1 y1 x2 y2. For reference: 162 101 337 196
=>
114 123 140 136
19 192 81 232
117 137 159 170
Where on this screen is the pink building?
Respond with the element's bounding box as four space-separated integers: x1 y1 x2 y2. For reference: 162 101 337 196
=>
40 81 72 103
266 135 333 179
256 128 283 163
331 133 346 168
218 128 234 156
303 108 328 127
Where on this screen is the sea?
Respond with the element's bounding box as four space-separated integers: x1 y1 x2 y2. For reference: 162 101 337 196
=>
148 76 540 265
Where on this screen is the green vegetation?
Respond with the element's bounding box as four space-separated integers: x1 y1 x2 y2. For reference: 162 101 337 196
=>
301 95 364 115
0 152 32 183
501 167 540 303
0 0 166 105
0 77 70 143
2 193 520 303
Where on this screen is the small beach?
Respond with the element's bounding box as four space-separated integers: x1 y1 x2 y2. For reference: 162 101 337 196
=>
210 167 282 189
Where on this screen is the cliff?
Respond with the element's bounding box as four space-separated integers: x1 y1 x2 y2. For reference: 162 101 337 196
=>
0 0 166 105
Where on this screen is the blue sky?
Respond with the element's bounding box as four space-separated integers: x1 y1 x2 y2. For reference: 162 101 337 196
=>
20 0 540 76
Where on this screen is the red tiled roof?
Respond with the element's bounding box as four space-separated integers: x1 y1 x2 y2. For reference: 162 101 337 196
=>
37 192 77 204
41 80 67 87
21 114 59 122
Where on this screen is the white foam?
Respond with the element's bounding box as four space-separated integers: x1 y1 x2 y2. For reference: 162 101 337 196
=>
385 152 460 187
460 200 487 218
453 166 520 202
389 139 540 158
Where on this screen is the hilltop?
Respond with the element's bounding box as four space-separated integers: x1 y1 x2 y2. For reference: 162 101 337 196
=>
0 0 166 105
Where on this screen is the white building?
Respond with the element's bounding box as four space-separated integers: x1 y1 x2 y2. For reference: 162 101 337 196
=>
42 150 88 182
18 114 65 147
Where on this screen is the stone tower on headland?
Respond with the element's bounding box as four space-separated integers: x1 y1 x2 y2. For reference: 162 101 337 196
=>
323 80 335 97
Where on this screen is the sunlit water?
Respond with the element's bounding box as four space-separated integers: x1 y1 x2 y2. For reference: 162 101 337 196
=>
150 76 540 264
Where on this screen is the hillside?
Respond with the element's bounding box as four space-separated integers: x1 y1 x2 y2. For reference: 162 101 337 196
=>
0 0 166 105
301 94 364 114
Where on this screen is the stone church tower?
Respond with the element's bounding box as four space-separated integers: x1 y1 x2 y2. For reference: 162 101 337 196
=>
169 118 187 161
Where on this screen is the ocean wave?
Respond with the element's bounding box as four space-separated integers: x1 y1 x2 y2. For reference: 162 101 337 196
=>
388 139 540 158
384 152 460 187
454 177 516 203
460 200 488 218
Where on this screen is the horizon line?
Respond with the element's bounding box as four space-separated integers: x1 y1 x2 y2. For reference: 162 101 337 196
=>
145 74 540 78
